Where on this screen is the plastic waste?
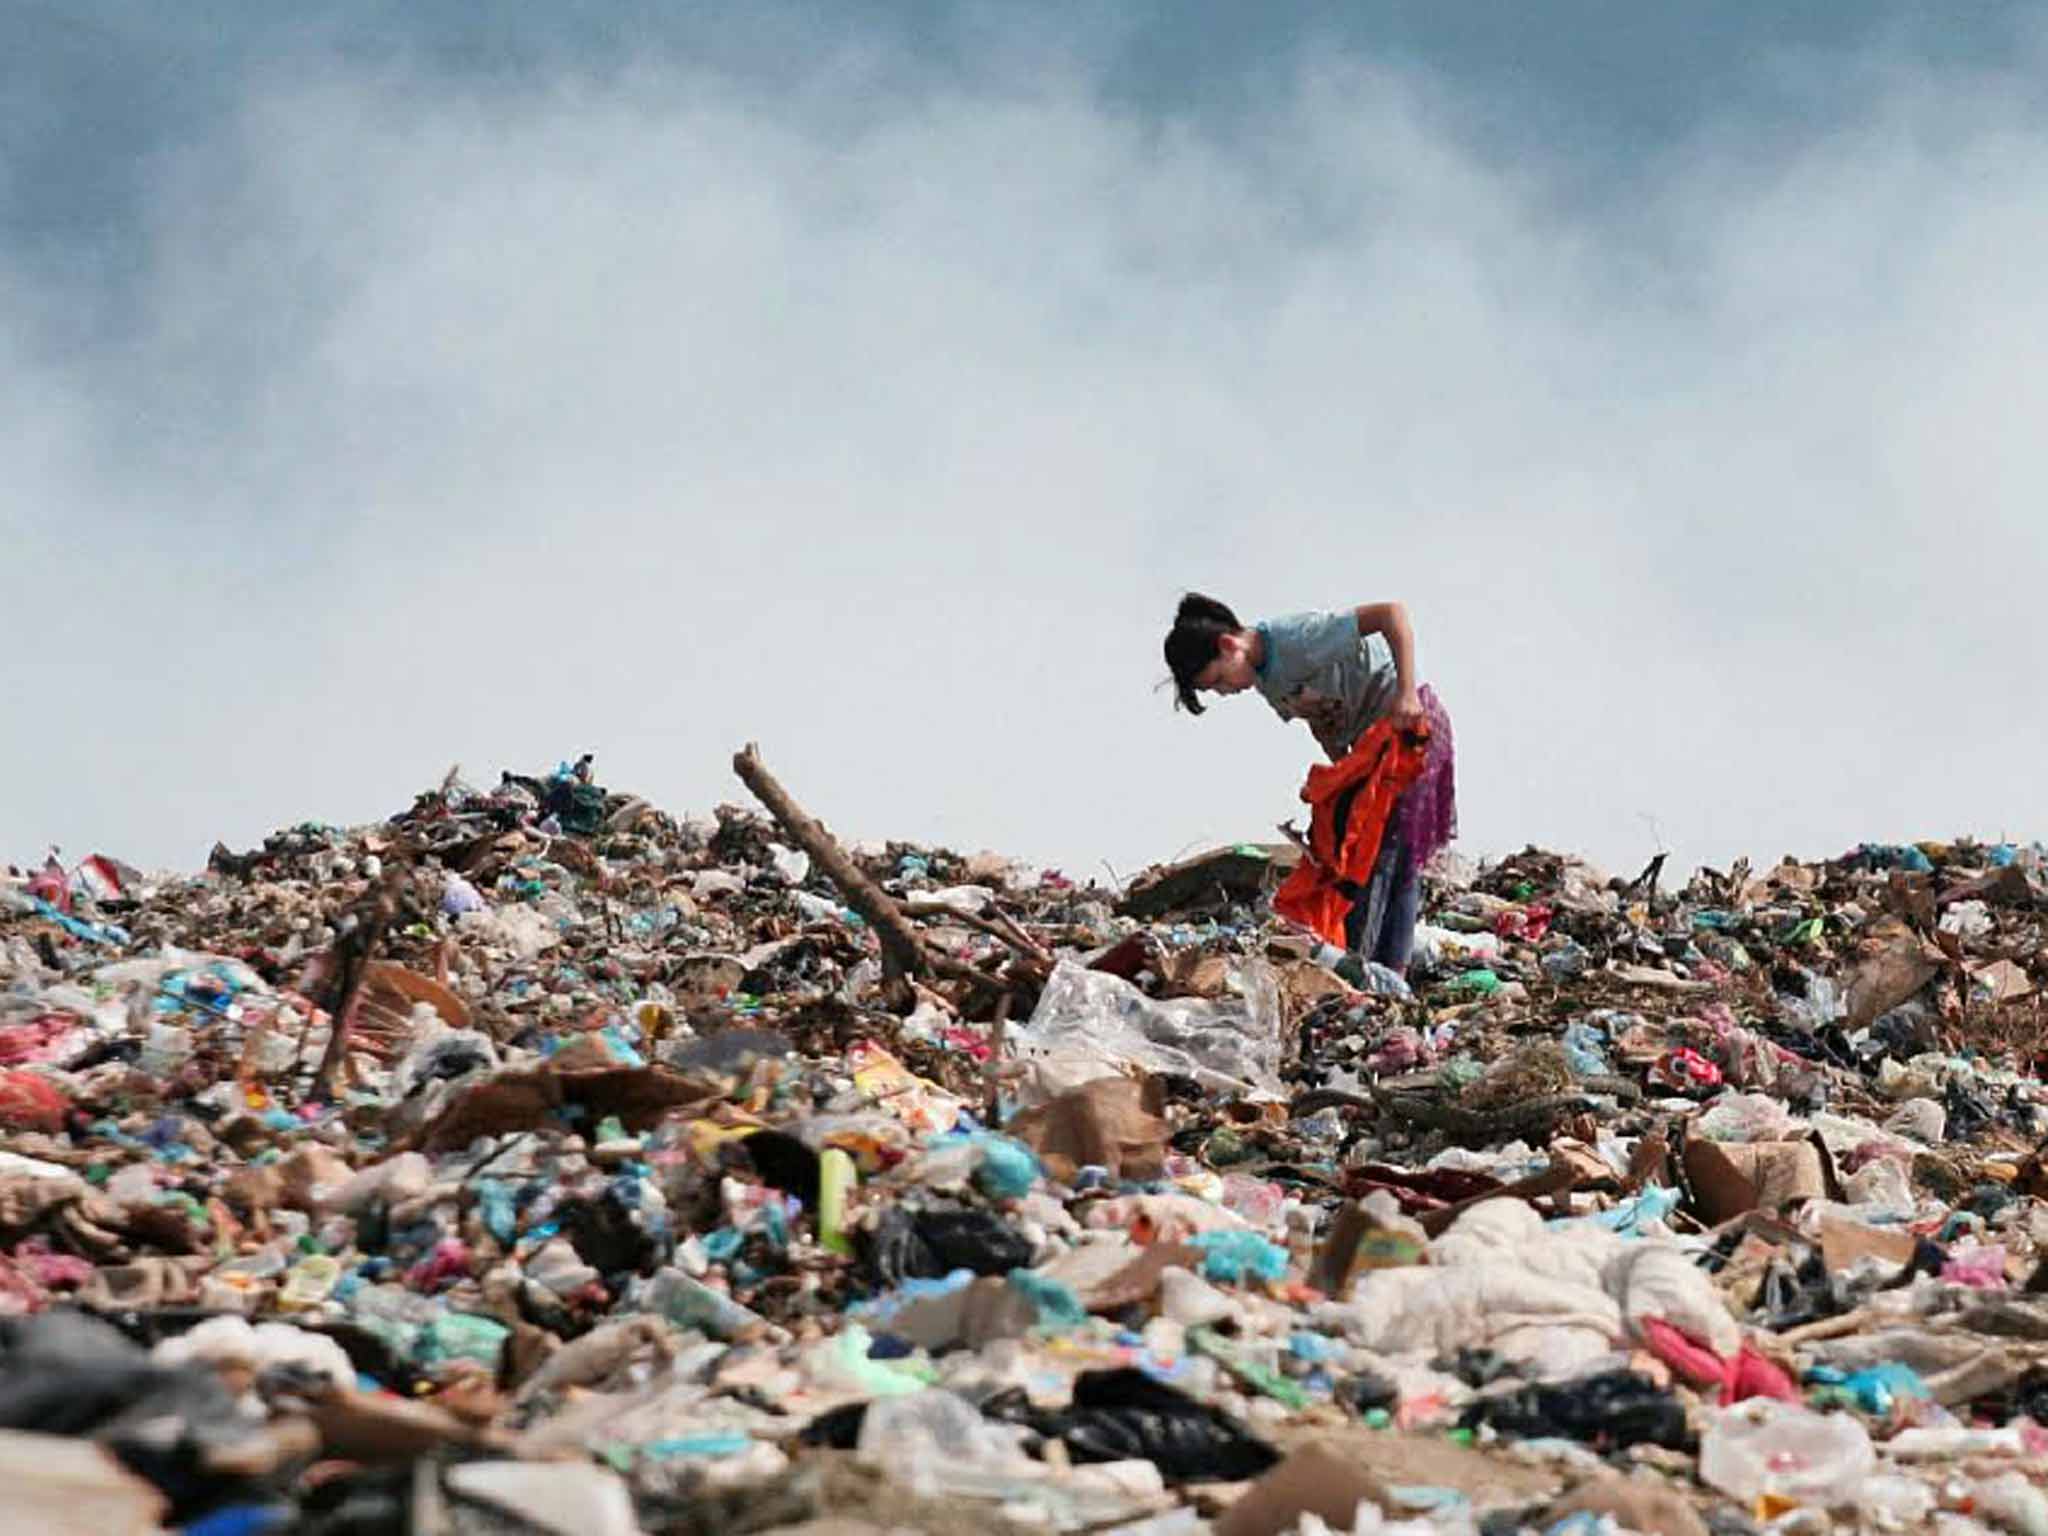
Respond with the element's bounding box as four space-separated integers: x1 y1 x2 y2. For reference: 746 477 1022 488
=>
1883 1097 1947 1143
1560 1022 1610 1077
982 1367 1281 1484
1016 958 1284 1096
1557 1183 1681 1236
278 1255 341 1312
639 1268 772 1341
1698 1401 1874 1505
1886 1425 2028 1459
1462 1371 1689 1452
1844 1157 1917 1212
1447 968 1502 997
1808 1362 1932 1417
804 1324 931 1398
139 1022 193 1077
816 1148 856 1256
1314 944 1413 998
1160 1267 1240 1327
1543 940 1593 981
1942 1243 2010 1289
1857 1475 1936 1529
1188 1230 1290 1286
444 1462 639 1536
1007 1268 1088 1328
1695 1093 1802 1144
440 874 486 916
864 1206 1036 1287
417 1311 510 1371
966 1134 1041 1199
856 1389 1033 1482
1973 1474 2048 1536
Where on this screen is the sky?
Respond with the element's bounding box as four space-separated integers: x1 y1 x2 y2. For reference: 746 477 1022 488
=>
5 2 2046 888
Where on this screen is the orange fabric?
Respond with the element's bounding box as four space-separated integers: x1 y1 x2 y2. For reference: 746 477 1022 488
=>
1272 720 1430 947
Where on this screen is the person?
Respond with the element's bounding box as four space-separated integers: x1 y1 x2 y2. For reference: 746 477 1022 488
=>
1162 593 1456 973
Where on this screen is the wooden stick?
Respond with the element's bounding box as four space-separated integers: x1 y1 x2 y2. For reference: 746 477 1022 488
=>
986 990 1012 1125
734 743 936 1010
903 897 1053 970
311 869 407 1099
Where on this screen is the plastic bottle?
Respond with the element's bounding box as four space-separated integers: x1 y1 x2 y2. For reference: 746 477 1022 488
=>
816 1148 856 1257
1887 1425 2028 1461
1699 1403 1874 1506
641 1267 770 1342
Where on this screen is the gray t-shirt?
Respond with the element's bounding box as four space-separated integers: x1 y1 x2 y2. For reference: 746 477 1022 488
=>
1254 609 1398 757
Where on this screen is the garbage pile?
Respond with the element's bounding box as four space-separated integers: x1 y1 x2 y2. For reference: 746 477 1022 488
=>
3 753 2047 1536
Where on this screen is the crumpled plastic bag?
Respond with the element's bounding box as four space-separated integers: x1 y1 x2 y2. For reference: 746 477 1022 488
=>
457 904 558 958
1014 958 1283 1097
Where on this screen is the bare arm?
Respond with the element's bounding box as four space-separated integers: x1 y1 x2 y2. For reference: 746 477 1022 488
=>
1353 602 1425 728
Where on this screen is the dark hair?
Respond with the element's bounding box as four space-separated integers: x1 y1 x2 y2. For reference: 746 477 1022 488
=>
1163 592 1242 714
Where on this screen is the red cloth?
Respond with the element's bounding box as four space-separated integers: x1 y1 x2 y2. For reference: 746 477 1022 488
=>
1639 1316 1799 1405
1272 720 1429 947
1724 1346 1800 1404
0 1070 67 1132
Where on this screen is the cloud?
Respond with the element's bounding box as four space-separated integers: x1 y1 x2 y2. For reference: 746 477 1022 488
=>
6 29 2046 881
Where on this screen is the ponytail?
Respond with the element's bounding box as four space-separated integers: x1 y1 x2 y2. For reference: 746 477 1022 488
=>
1162 591 1243 714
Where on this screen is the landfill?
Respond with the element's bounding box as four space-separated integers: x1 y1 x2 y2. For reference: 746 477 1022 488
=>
4 751 2048 1536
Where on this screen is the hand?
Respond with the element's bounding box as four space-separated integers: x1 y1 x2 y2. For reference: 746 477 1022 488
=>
1391 686 1427 734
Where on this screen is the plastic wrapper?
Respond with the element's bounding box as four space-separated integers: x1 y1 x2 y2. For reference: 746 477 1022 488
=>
1699 1401 1874 1506
857 1389 1034 1483
1015 958 1284 1097
1693 1093 1802 1144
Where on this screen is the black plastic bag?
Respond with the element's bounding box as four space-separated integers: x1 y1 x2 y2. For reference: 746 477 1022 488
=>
862 1206 1034 1287
1459 1369 1690 1452
984 1367 1280 1484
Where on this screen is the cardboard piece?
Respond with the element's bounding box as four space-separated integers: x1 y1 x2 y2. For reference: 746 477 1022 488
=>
1941 863 2038 911
1683 1138 1826 1224
1006 1076 1169 1181
1312 1199 1427 1297
1214 1439 1393 1536
410 1066 719 1152
1081 1242 1207 1314
1816 1213 1919 1272
1973 959 2036 1005
1550 1477 1709 1536
277 1143 354 1213
884 1275 1038 1350
1162 951 1234 999
1715 1231 1783 1309
1844 918 1944 1028
1118 845 1293 920
360 960 471 1035
303 1387 512 1461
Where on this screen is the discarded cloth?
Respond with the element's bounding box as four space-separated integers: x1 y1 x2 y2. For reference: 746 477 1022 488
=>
1273 719 1430 948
